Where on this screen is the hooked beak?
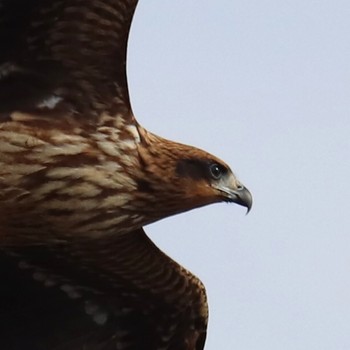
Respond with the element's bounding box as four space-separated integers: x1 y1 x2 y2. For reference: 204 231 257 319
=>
222 185 253 213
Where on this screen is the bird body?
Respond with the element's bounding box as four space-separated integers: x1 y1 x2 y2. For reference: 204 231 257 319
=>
0 1 252 349
0 111 235 243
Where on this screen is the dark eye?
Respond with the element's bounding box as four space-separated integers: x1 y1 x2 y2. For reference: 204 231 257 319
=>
209 163 226 180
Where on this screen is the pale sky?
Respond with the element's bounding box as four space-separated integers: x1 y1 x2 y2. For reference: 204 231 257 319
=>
127 1 350 349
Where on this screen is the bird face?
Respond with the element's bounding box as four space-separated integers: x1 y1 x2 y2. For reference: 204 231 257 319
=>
174 157 252 212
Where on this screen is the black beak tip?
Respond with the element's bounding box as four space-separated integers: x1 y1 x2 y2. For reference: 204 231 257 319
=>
231 185 253 214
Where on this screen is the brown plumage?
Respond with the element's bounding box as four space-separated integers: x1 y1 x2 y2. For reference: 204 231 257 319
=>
0 1 252 349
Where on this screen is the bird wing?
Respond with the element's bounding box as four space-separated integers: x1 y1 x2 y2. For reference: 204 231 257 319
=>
0 228 207 350
0 0 138 117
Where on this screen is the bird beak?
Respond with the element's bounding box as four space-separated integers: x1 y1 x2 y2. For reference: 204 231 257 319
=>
220 185 253 213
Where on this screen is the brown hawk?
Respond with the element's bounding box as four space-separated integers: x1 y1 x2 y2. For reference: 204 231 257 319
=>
0 1 252 349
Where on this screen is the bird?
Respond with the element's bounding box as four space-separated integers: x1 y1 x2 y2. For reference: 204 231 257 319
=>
0 1 252 349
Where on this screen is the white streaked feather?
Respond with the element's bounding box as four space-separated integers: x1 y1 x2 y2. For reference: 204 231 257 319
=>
37 96 63 109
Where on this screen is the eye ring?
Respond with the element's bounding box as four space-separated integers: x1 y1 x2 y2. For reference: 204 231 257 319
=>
209 163 225 180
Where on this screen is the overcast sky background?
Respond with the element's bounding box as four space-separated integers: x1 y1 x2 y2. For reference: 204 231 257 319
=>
127 1 350 349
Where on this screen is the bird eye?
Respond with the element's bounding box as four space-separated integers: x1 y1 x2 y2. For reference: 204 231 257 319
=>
209 163 225 180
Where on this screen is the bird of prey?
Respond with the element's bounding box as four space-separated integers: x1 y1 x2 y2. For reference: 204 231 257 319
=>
0 1 252 349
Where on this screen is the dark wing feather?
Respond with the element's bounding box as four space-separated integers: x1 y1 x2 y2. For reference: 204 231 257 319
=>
0 228 207 350
0 0 138 117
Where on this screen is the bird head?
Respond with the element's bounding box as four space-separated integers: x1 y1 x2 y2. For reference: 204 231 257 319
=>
135 128 252 220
